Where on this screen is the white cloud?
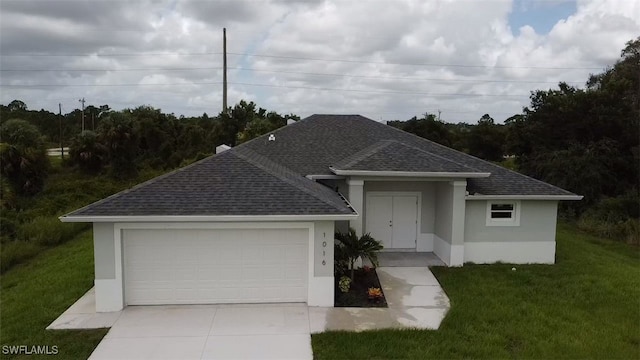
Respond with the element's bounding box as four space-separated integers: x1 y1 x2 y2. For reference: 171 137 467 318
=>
0 0 638 123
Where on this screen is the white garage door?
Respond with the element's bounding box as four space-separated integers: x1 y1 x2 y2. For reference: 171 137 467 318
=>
123 228 309 305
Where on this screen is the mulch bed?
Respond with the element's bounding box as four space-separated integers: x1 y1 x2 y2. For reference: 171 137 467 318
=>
335 268 388 307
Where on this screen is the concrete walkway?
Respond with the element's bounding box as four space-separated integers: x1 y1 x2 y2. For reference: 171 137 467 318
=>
310 266 450 332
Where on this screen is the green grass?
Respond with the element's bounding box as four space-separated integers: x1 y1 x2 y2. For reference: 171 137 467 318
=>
0 230 108 359
312 224 640 359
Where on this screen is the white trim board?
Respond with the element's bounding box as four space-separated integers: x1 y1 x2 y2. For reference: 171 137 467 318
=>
60 213 358 223
467 195 583 201
330 168 491 178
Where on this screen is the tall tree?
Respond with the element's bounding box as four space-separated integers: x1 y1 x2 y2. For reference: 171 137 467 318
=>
98 112 138 179
467 114 505 161
0 119 49 195
505 37 640 208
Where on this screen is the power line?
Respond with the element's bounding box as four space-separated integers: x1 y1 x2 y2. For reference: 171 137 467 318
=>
226 52 604 70
0 52 223 57
0 81 534 97
1 51 605 70
0 66 585 84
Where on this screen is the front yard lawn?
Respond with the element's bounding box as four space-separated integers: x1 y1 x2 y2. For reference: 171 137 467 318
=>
313 224 640 359
0 230 107 359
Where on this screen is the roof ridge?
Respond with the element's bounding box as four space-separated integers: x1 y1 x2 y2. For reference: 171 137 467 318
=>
332 140 395 169
390 140 482 172
333 138 482 173
232 117 304 150
232 147 353 213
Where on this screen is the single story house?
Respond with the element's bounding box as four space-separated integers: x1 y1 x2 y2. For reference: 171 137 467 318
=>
61 115 581 312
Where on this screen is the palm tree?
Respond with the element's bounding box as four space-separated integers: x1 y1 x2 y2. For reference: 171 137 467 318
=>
335 228 383 281
0 119 49 195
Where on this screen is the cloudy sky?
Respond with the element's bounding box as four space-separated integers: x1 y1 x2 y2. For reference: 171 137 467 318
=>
1 0 638 123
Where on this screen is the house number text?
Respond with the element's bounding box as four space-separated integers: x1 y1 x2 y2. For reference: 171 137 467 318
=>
321 233 327 266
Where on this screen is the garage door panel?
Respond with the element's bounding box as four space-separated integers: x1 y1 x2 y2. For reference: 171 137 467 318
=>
124 228 308 305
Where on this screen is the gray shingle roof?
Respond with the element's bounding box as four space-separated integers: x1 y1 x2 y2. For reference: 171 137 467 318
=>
65 149 355 217
242 114 577 196
331 139 484 173
66 113 577 219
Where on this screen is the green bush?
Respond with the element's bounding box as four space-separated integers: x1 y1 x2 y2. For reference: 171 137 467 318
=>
577 191 640 245
16 216 87 246
578 217 640 245
0 241 42 273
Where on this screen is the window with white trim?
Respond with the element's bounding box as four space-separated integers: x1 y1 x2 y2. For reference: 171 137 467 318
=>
486 201 520 226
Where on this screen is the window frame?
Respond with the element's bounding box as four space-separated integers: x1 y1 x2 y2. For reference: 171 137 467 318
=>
485 200 521 226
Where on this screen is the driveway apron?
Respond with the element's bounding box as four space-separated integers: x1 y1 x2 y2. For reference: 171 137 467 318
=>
88 304 312 360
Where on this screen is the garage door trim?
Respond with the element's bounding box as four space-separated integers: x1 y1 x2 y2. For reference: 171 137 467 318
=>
112 222 315 306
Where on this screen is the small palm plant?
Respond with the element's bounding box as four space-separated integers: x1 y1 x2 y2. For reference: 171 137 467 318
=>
335 228 383 281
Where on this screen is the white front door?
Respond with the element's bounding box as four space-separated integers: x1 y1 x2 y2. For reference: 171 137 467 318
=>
366 193 419 249
392 195 419 248
366 195 393 248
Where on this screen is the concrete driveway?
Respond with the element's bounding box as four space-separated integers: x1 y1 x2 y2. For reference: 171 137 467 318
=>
88 304 312 360
53 264 449 359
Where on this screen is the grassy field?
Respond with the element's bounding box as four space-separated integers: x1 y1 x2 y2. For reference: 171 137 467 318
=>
0 230 107 359
1 223 637 359
313 224 640 359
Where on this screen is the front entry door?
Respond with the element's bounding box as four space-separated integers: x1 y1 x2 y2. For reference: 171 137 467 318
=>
366 194 418 249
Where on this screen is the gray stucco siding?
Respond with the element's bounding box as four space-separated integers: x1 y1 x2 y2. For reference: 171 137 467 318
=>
464 200 558 243
313 221 334 276
93 223 116 279
434 182 453 244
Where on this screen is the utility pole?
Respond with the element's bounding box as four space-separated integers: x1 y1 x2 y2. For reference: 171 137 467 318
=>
79 98 85 132
59 103 64 159
437 109 441 122
222 28 228 114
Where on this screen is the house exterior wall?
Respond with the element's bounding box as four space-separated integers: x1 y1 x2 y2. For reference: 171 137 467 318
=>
433 181 466 266
92 222 122 312
92 220 335 312
464 200 558 264
310 220 335 306
434 182 453 244
347 179 364 236
93 222 115 279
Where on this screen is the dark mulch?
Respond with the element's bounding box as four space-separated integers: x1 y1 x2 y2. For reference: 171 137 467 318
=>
335 268 388 307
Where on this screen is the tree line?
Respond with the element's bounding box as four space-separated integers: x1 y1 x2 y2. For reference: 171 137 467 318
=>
0 100 298 198
1 38 637 243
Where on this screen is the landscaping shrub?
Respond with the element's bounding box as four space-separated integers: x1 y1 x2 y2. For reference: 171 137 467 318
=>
577 191 640 245
16 216 87 246
334 228 383 280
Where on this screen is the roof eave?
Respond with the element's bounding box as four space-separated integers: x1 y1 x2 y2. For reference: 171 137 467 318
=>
330 167 491 178
466 195 583 201
305 174 346 180
59 213 359 223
